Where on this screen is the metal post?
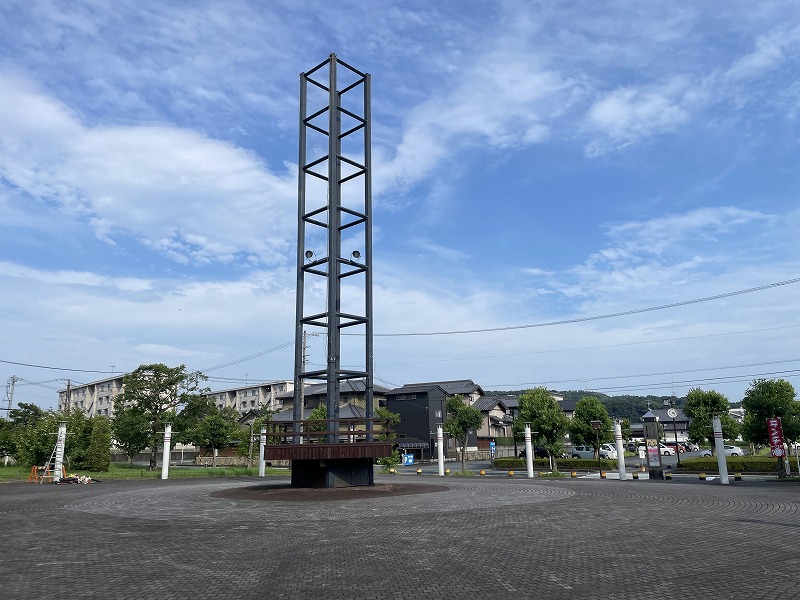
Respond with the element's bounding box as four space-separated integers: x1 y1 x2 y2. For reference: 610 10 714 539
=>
326 55 341 444
437 424 445 476
259 426 266 477
53 422 66 483
161 423 172 480
712 415 729 485
524 424 534 478
614 420 626 481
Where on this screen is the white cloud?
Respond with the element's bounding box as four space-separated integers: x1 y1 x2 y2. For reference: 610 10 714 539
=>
0 73 297 266
584 81 691 154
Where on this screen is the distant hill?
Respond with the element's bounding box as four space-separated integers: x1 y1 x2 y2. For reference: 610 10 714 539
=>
486 389 685 422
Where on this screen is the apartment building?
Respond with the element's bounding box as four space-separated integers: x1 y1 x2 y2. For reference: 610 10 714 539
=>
203 381 294 415
58 376 125 416
58 376 293 418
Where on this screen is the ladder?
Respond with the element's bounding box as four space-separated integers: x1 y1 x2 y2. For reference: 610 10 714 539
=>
38 441 63 484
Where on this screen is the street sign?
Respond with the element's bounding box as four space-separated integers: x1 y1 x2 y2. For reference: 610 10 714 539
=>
403 454 414 466
489 441 496 457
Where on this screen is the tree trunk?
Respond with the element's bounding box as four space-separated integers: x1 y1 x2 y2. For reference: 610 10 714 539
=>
148 444 158 471
128 455 133 465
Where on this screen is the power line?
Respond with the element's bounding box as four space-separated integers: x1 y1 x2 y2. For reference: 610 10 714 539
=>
0 359 123 374
373 277 800 337
201 341 294 373
490 368 800 395
376 323 800 367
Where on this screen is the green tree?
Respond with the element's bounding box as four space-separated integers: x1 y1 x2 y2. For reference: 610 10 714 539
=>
8 402 45 429
742 378 798 470
683 388 738 451
112 405 152 464
0 419 16 461
235 412 276 468
620 418 633 442
443 395 483 473
376 406 401 472
63 409 93 469
118 364 208 470
15 411 60 468
194 410 238 468
86 417 111 471
174 395 218 445
569 396 613 457
512 387 569 471
307 403 328 442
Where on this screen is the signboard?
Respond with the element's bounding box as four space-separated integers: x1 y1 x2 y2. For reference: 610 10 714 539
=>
646 440 661 467
402 454 414 466
489 441 496 457
767 418 785 457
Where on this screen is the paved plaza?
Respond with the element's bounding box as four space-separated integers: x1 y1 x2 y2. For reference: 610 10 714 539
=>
1 474 798 599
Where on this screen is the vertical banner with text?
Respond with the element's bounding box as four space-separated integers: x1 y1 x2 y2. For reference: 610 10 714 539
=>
767 418 785 457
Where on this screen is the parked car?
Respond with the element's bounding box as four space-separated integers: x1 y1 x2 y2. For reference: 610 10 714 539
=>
599 443 618 460
664 441 687 453
683 441 700 452
518 446 549 459
571 445 595 459
637 443 676 456
699 445 745 457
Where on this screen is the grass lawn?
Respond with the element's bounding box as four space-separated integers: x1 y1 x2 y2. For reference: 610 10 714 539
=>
0 462 290 482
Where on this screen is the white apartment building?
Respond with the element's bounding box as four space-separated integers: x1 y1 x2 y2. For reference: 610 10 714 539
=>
58 376 294 418
58 376 125 416
203 381 293 415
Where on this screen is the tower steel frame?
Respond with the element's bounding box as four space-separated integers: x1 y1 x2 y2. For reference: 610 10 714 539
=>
293 54 374 445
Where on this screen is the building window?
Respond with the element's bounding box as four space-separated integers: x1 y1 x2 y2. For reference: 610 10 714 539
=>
435 410 442 418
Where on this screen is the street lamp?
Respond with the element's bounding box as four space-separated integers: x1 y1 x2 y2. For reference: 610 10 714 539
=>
591 420 602 472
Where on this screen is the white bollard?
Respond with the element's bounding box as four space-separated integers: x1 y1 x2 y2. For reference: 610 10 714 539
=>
712 415 729 485
54 422 66 482
614 420 626 481
259 426 267 477
524 425 534 478
437 424 445 476
161 423 172 480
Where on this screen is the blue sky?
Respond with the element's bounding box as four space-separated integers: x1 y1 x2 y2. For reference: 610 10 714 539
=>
2 1 799 409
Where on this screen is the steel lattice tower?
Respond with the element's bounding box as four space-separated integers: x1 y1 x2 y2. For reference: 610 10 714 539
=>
293 54 374 445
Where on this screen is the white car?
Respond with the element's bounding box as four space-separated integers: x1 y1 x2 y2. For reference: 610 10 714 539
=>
699 445 745 457
659 443 676 456
599 443 618 460
637 443 675 456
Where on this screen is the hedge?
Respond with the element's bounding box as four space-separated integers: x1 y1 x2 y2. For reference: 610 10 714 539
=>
493 457 618 470
677 456 799 474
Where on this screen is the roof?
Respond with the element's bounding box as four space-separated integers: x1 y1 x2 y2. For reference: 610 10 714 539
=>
394 437 430 449
276 380 389 400
473 395 511 412
643 408 689 421
270 403 368 421
388 379 484 396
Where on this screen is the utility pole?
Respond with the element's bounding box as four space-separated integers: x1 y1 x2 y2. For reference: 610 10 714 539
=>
298 331 320 433
3 376 18 418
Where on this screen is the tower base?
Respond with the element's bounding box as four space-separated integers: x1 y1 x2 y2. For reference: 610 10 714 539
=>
291 458 375 488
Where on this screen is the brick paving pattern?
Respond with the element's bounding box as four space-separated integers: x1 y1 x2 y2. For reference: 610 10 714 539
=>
1 475 798 599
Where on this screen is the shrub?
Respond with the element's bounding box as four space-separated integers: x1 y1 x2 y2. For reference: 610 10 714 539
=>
678 456 798 474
